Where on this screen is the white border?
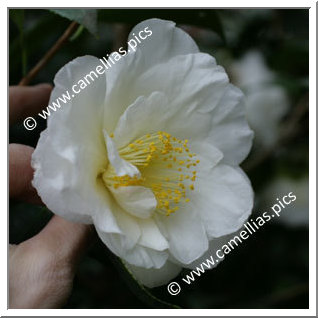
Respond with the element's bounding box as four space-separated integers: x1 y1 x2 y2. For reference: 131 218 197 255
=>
3 1 316 316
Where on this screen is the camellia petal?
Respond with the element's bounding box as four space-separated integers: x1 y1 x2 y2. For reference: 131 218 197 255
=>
155 205 209 264
182 232 241 270
137 218 169 251
125 260 182 288
108 186 157 219
128 18 199 71
104 130 140 177
107 52 252 165
97 227 168 269
192 164 254 238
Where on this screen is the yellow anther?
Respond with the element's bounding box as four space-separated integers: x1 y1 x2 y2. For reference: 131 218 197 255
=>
102 131 199 217
110 133 114 138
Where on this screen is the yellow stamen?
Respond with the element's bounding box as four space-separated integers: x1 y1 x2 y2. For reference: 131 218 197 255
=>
102 131 199 216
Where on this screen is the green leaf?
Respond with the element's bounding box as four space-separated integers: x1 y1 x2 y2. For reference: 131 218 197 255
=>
50 9 98 36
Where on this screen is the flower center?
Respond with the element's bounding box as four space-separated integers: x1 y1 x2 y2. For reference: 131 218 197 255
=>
102 131 199 216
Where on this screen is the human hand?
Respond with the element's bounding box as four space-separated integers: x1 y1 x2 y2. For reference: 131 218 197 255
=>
9 84 95 309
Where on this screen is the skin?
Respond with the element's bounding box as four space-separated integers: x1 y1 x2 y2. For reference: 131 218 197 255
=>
9 84 95 308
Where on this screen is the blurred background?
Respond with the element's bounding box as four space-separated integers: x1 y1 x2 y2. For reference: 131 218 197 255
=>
9 9 309 309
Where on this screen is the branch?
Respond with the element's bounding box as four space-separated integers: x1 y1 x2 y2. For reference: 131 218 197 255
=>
19 21 79 86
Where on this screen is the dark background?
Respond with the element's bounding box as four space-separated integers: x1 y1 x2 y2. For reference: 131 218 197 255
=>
9 9 309 309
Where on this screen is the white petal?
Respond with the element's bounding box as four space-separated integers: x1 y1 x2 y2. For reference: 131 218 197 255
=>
104 130 140 177
97 227 168 269
109 52 252 165
47 56 106 152
96 206 141 251
103 18 199 133
32 56 121 229
128 18 199 70
182 231 241 270
110 53 226 142
190 141 224 171
95 203 169 269
125 260 182 288
103 51 226 135
155 206 209 264
109 186 157 219
137 218 169 251
113 92 170 148
126 53 229 139
192 164 253 238
200 84 254 165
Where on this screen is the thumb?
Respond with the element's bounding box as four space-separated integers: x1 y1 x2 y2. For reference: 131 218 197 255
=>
34 215 96 268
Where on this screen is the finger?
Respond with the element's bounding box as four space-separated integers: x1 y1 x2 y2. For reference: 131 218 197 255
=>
35 216 95 267
9 84 52 125
9 143 43 205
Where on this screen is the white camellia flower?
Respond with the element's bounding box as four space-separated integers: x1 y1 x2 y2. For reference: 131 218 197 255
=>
261 176 309 227
32 19 254 287
231 51 289 148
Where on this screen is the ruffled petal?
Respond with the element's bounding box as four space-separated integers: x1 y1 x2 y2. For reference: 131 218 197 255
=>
200 84 254 165
137 218 169 251
109 186 157 219
128 18 199 71
125 260 182 288
32 56 120 231
95 201 169 268
97 227 168 269
103 19 199 133
155 205 209 264
95 205 141 251
113 92 170 149
104 130 140 177
192 164 253 238
108 52 252 165
182 232 240 270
